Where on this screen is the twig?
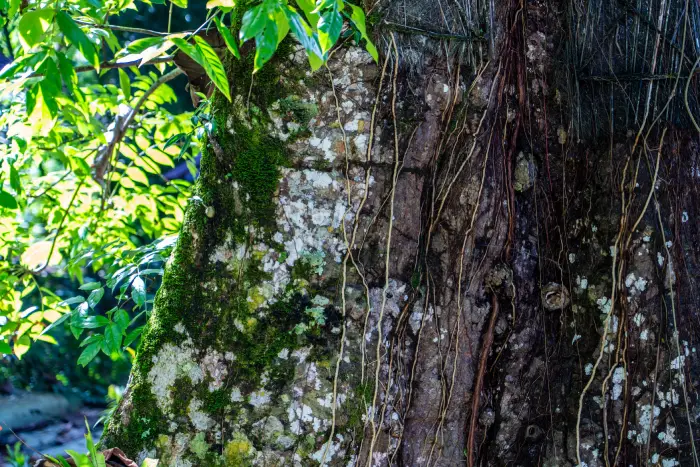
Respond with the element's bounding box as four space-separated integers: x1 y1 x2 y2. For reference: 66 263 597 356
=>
75 20 172 37
32 178 86 274
93 68 184 186
27 55 174 78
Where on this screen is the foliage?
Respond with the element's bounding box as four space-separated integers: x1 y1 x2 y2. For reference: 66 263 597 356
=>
5 442 28 467
0 0 375 365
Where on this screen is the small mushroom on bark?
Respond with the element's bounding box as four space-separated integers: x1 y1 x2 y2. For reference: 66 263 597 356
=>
541 282 571 310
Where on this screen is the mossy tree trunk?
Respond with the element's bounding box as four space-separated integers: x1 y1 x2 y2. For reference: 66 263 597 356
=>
102 0 700 465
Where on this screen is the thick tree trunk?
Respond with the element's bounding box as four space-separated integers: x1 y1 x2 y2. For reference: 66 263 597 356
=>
102 0 700 466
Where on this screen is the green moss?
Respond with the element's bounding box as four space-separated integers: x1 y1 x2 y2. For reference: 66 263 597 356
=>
191 433 211 459
223 432 254 466
278 96 319 125
101 10 349 461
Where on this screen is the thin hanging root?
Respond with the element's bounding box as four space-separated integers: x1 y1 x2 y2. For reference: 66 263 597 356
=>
575 158 629 466
320 63 351 465
612 323 630 466
360 42 394 387
685 55 700 135
365 34 400 466
467 293 499 467
576 126 667 465
654 195 700 467
427 117 492 466
430 63 501 237
389 274 432 466
322 37 391 463
600 131 664 464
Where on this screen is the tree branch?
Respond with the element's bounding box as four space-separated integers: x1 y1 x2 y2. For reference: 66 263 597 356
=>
93 68 184 185
75 20 173 37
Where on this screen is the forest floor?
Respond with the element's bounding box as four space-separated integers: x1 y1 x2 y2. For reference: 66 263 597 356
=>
0 392 102 465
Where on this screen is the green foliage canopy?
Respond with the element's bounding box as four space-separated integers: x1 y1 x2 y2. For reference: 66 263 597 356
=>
0 0 375 365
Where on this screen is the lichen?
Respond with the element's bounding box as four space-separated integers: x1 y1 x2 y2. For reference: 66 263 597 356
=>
102 39 375 466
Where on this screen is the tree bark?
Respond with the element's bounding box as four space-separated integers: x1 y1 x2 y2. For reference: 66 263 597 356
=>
102 0 700 466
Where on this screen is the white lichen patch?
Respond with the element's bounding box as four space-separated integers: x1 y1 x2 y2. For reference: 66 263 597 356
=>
148 339 203 412
188 398 214 431
209 233 245 269
278 169 349 265
611 367 625 400
670 355 685 370
635 404 660 444
311 434 344 465
657 424 678 447
624 273 647 295
249 389 271 408
596 297 612 314
201 350 228 391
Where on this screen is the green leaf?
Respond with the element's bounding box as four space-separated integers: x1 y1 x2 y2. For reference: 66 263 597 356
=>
170 0 187 7
272 7 290 45
58 296 86 307
114 309 130 333
171 37 204 64
79 281 102 291
138 38 174 66
65 450 91 466
57 52 83 101
117 36 163 58
240 4 267 42
87 287 104 308
131 276 146 306
7 0 21 17
194 35 231 100
104 324 122 353
295 0 319 25
0 55 31 80
348 3 378 62
78 342 100 366
206 0 235 7
9 166 20 193
56 11 100 70
254 20 278 72
81 315 109 328
70 302 89 338
0 340 12 354
80 334 103 348
307 51 324 70
123 326 143 347
44 455 72 467
213 17 240 59
18 8 55 50
0 189 17 209
118 69 131 100
26 81 58 135
125 166 149 185
13 335 30 359
318 3 343 54
40 310 71 336
87 428 106 467
285 7 323 58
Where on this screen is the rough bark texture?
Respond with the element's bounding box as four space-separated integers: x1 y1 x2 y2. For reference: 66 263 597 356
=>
102 0 700 466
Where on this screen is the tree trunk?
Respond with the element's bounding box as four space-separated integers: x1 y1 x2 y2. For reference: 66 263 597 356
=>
102 0 700 465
